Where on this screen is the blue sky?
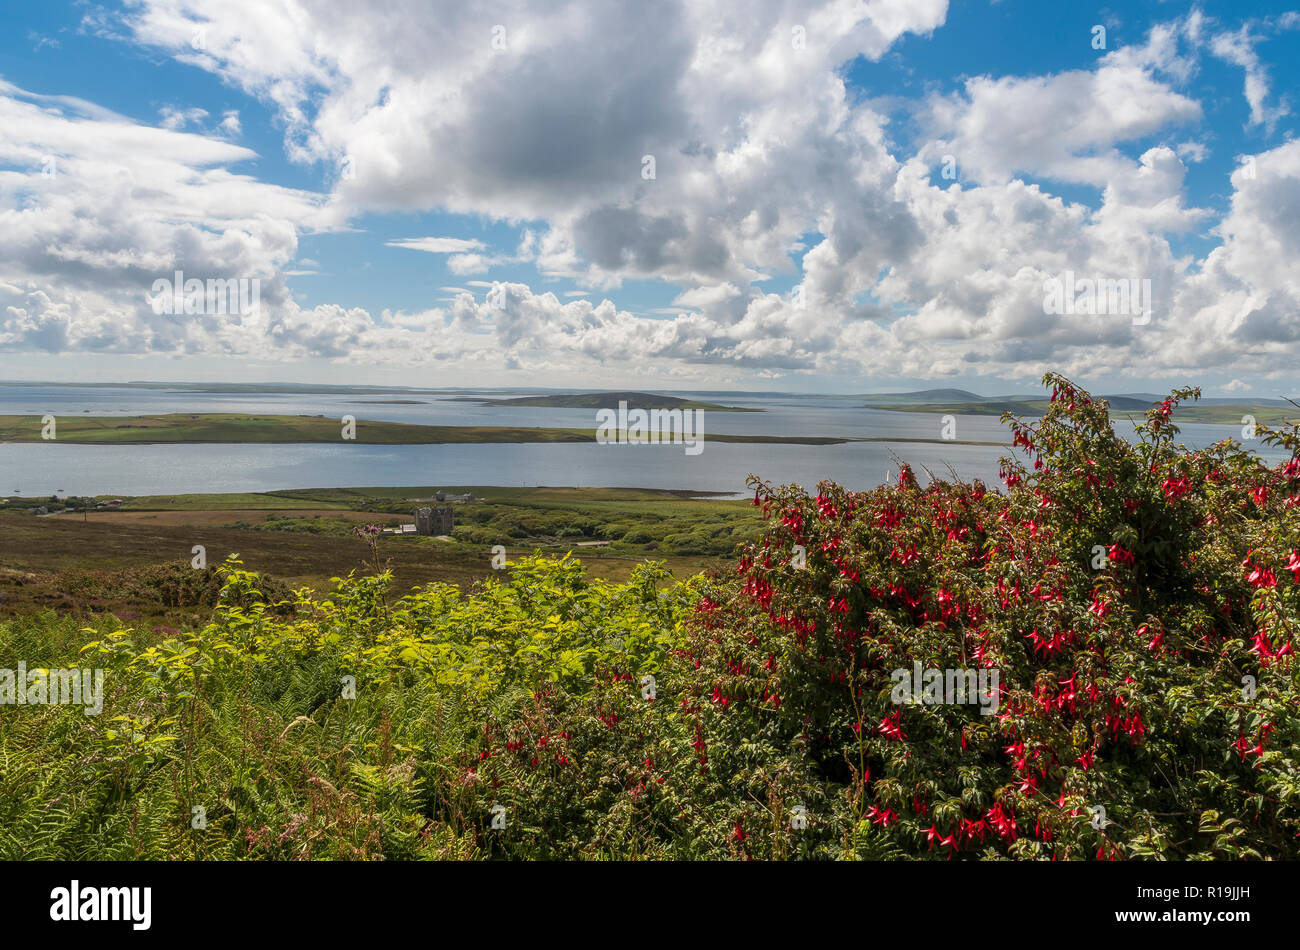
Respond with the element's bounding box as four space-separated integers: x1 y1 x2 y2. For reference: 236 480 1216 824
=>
0 1 1297 395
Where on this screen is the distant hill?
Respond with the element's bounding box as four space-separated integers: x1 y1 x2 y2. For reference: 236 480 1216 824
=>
1097 395 1154 411
461 392 760 412
857 388 983 405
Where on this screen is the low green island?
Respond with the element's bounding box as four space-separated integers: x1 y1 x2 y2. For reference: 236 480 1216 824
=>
0 413 1006 446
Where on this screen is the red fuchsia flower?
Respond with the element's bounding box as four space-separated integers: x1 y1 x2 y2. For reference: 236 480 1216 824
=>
867 806 898 828
987 802 1018 842
877 709 907 741
1138 623 1163 651
1250 630 1277 662
1285 550 1300 584
1003 739 1027 771
877 507 903 529
815 494 839 519
956 818 984 844
995 577 1021 609
1251 485 1269 506
1088 594 1109 619
1029 582 1061 602
1026 628 1058 657
1120 712 1147 740
1242 556 1277 588
891 545 920 566
1162 477 1191 500
743 576 775 608
1107 543 1135 566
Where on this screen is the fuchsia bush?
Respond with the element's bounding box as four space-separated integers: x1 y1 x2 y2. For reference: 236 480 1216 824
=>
678 374 1300 858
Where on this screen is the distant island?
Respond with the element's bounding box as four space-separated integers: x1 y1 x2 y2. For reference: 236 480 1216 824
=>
859 394 1299 425
451 391 760 412
0 413 1004 447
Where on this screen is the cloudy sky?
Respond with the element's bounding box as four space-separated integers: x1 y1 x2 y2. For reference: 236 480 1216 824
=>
1 0 1297 394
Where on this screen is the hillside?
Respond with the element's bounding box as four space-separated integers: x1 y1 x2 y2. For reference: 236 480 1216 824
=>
856 388 983 404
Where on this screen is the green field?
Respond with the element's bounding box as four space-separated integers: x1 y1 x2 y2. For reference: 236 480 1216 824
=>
0 485 762 627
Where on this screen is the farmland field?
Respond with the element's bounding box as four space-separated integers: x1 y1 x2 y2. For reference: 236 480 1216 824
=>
0 485 758 628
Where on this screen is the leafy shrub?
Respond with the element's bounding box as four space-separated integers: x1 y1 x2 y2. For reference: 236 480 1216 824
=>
701 374 1300 858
